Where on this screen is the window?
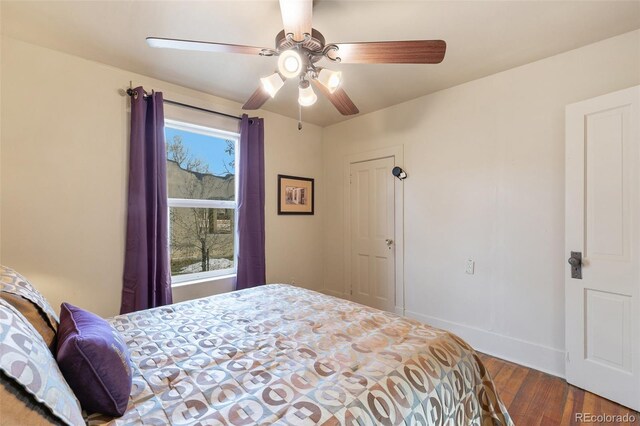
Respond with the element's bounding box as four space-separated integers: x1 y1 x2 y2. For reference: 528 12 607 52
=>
165 119 239 284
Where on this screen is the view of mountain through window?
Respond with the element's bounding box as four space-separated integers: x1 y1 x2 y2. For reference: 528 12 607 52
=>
165 122 237 282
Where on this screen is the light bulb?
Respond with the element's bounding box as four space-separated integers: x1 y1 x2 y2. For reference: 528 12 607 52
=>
277 50 303 79
317 68 342 93
284 56 298 72
260 73 284 98
298 82 317 107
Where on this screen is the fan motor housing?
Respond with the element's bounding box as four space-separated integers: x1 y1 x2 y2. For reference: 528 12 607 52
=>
276 28 325 56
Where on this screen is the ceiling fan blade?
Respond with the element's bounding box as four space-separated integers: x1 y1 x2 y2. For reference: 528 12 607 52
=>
312 80 359 116
146 37 267 55
242 86 271 110
279 0 313 42
333 40 446 64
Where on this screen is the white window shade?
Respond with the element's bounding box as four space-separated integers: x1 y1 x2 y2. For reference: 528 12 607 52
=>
164 102 241 134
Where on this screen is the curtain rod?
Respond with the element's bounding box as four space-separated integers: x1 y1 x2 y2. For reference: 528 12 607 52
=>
125 87 242 121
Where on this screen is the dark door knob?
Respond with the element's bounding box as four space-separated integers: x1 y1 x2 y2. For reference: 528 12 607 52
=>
568 251 582 279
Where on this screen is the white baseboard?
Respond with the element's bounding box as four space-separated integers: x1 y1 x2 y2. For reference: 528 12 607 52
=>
404 310 566 378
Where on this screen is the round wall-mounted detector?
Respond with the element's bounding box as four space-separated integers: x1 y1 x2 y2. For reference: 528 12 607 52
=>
392 166 407 180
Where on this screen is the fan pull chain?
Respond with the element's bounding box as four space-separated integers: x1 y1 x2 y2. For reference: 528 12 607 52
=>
298 104 303 131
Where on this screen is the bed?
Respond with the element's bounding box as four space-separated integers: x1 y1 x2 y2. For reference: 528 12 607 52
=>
1 264 512 425
78 284 513 425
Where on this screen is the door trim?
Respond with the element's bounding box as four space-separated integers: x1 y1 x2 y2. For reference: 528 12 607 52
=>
343 146 405 315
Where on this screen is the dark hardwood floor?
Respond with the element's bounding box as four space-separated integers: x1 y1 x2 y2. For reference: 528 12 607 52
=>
479 353 639 425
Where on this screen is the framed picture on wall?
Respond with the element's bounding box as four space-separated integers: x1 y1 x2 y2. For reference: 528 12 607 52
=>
278 175 314 215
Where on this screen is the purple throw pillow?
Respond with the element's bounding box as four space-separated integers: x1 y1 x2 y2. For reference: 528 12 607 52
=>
56 303 132 417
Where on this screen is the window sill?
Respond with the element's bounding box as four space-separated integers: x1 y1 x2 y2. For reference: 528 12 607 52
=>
171 273 236 288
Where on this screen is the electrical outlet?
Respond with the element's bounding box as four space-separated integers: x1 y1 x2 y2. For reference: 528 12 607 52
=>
465 259 475 275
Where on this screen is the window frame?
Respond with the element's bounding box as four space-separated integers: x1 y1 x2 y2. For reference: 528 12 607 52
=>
164 118 240 285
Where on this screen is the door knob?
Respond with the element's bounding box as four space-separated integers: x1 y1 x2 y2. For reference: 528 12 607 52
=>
385 239 393 247
568 251 582 279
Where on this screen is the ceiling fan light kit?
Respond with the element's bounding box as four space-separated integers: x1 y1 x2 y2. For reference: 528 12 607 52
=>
277 49 304 78
260 73 285 98
298 80 317 107
317 68 342 94
146 0 446 123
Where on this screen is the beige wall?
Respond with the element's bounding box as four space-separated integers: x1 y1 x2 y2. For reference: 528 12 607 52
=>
0 37 323 317
321 30 640 377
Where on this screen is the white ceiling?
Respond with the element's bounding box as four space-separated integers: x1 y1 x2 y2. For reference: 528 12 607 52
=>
2 1 639 126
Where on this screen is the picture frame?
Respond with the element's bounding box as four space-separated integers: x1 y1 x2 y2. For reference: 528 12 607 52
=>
277 174 315 215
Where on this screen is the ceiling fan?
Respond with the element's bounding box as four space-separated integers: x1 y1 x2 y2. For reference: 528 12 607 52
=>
146 0 446 120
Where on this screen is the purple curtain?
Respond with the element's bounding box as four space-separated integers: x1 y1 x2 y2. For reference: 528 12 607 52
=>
236 114 266 290
120 87 172 314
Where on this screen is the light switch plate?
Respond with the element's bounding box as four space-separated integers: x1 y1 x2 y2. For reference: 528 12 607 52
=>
465 259 475 275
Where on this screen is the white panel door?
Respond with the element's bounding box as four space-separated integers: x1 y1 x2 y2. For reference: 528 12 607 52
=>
350 157 395 312
565 86 640 411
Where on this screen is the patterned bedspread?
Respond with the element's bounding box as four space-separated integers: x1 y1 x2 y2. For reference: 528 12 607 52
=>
88 285 512 425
